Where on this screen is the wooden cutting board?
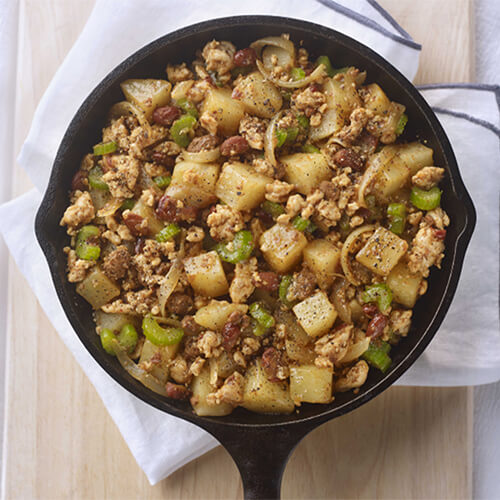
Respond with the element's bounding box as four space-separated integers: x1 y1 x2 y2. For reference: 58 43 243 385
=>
3 0 474 498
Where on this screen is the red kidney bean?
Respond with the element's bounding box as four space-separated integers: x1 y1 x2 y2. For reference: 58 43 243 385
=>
123 213 149 236
220 136 249 156
234 48 257 67
362 303 378 318
71 170 88 191
333 148 364 171
152 105 181 126
366 313 388 338
165 382 191 400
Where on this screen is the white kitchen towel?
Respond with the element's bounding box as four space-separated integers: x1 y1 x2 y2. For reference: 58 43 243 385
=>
0 0 498 485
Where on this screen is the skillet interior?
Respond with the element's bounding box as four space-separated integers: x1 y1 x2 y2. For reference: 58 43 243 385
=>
35 16 475 429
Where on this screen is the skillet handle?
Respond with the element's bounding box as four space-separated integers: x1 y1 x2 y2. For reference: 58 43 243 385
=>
204 423 314 500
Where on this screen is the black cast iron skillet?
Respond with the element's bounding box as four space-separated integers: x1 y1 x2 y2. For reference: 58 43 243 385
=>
35 16 476 499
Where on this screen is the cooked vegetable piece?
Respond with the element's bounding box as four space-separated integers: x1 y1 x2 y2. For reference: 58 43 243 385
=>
397 142 434 174
386 262 422 308
387 203 406 235
355 227 408 276
184 251 229 297
290 365 333 404
88 165 109 191
216 230 254 264
130 198 164 235
279 275 293 306
118 324 139 353
371 151 411 201
297 114 309 130
142 315 184 346
242 360 294 414
76 267 120 309
121 78 172 120
153 175 171 189
361 283 393 314
100 328 117 355
292 291 337 338
93 141 117 156
175 97 198 118
362 83 391 115
170 114 196 148
201 88 245 135
316 55 335 77
191 365 234 417
259 223 308 273
215 162 271 210
156 223 181 242
233 71 283 119
362 341 392 373
194 300 248 330
410 186 442 210
75 225 100 261
138 339 178 384
302 144 320 154
261 200 286 219
292 215 316 233
121 199 135 210
395 113 408 135
291 67 306 80
303 239 341 290
281 153 331 195
249 302 275 329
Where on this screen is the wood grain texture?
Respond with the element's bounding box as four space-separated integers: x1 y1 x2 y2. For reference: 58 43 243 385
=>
2 1 474 499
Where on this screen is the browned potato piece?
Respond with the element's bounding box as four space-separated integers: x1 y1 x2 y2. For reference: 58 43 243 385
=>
281 153 331 195
292 291 338 338
121 79 171 120
215 162 271 210
355 227 408 276
184 251 229 297
166 161 219 208
303 239 341 289
242 360 294 414
195 300 248 330
131 198 164 235
201 88 245 136
76 267 120 309
290 365 333 404
191 365 234 417
259 224 308 273
234 71 283 118
138 339 179 384
386 262 423 308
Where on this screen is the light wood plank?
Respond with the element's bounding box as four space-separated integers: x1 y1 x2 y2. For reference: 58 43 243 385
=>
3 1 474 499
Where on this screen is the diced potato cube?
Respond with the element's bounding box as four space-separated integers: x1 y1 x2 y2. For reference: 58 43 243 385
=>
138 339 178 384
290 365 333 404
234 71 283 118
259 224 308 273
280 153 331 195
275 310 316 364
171 80 194 101
362 83 392 115
209 352 238 382
194 300 248 331
131 198 164 235
292 291 337 338
303 239 341 289
121 79 171 120
355 227 408 276
191 365 233 417
386 262 423 308
201 88 245 136
215 162 272 210
397 142 434 175
309 73 361 141
184 251 228 297
372 154 411 201
242 360 294 414
76 267 120 309
166 161 219 208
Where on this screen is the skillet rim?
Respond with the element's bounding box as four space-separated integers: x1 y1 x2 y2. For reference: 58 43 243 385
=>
34 14 476 429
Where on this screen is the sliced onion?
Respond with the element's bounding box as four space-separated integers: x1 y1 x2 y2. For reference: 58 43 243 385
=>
256 60 326 89
112 340 167 396
97 198 123 218
152 316 182 327
264 111 283 167
331 278 352 324
158 230 186 316
262 45 293 70
341 337 370 363
340 224 375 286
181 147 221 163
357 161 380 208
250 36 295 61
108 101 152 135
